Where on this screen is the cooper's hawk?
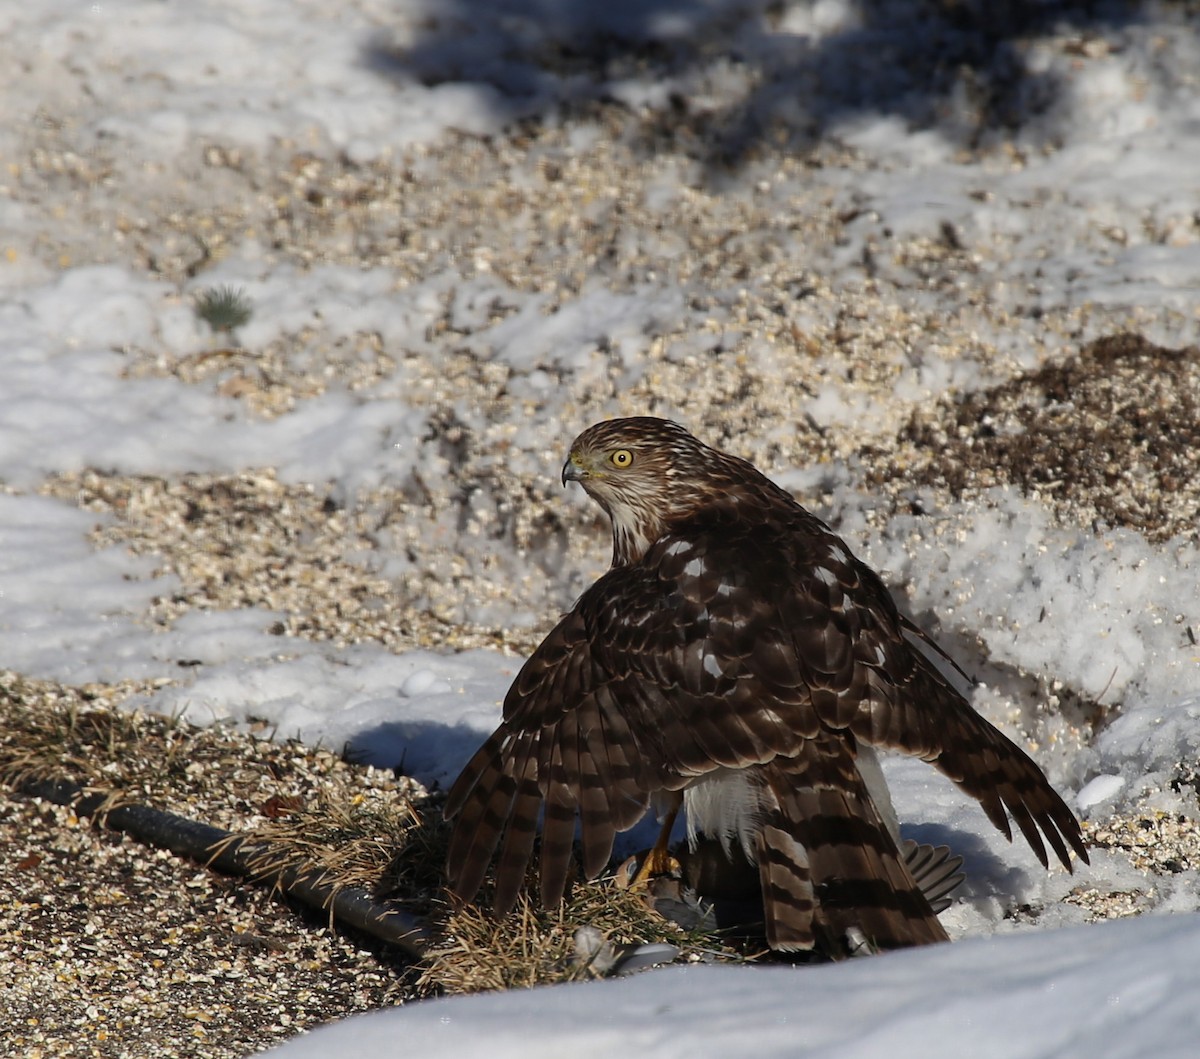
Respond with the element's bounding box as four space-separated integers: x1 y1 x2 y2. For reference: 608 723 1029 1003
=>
444 417 1088 955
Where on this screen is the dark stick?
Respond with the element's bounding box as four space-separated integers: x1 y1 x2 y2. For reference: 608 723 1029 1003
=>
13 776 435 959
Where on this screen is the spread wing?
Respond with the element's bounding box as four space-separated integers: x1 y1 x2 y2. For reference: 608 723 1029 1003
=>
444 516 816 915
443 598 658 915
783 528 1089 872
444 505 1087 917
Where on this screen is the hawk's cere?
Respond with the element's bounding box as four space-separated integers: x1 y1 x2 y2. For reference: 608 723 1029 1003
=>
444 417 1088 955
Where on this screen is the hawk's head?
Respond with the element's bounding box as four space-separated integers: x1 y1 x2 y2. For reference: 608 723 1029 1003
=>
563 417 738 566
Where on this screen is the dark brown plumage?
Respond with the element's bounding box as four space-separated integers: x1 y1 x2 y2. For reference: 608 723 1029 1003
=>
444 417 1088 955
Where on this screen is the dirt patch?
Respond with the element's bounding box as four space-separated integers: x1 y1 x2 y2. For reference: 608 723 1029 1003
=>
874 334 1200 542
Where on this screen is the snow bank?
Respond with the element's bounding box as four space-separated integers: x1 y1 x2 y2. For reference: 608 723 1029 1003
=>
269 912 1200 1059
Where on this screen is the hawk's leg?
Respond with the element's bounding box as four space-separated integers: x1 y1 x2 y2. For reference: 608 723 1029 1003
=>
627 796 683 888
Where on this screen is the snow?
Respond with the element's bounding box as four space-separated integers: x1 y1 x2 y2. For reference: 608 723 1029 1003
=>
273 914 1200 1059
858 491 1200 711
3 0 1200 1054
1091 695 1200 810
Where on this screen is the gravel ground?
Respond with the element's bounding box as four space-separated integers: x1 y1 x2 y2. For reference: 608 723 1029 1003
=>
7 670 1200 1059
2 794 407 1059
1 674 424 1059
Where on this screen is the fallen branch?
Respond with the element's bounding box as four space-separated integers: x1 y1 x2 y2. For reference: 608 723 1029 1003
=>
13 776 435 960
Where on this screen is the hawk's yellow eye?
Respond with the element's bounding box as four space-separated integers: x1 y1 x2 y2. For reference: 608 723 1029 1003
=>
610 449 633 468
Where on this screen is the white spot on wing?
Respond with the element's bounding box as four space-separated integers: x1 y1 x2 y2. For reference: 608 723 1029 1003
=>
684 557 706 577
702 653 723 678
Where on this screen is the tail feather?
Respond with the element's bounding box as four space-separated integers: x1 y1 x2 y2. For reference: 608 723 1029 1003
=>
900 839 965 913
755 742 950 955
754 824 816 951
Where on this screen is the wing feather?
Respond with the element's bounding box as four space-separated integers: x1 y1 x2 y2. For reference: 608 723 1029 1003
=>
444 444 1086 928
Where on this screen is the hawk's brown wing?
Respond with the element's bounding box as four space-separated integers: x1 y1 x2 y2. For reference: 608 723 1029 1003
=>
445 505 1085 931
444 598 663 914
444 507 843 911
772 518 1089 872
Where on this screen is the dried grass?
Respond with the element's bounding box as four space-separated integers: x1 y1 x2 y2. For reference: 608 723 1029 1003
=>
215 796 422 908
2 668 747 997
0 671 189 800
0 667 427 911
416 872 747 996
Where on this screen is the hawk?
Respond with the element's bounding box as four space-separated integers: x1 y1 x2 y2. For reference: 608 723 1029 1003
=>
444 417 1088 954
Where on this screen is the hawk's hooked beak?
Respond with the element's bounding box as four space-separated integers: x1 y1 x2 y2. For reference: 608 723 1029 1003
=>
562 455 585 487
